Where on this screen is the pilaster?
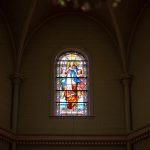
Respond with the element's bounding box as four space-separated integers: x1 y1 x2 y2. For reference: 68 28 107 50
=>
120 74 133 150
11 73 23 150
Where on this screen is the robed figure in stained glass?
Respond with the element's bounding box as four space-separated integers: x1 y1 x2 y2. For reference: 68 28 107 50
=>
60 61 84 109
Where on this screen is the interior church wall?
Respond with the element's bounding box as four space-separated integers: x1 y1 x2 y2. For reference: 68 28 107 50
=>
129 6 150 130
0 1 150 150
0 16 13 129
0 15 12 150
0 140 10 150
18 14 125 135
133 138 150 150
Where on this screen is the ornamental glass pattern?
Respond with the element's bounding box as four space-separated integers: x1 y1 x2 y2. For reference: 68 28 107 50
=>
55 51 88 116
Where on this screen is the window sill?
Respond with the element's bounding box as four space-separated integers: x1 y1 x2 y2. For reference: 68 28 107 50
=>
48 115 95 119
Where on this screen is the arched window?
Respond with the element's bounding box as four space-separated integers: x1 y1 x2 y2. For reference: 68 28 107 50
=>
55 50 89 116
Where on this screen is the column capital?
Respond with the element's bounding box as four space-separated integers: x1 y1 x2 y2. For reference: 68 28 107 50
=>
120 74 133 86
10 73 24 84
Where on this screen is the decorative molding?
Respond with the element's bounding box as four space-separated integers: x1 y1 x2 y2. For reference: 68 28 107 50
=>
0 125 150 145
17 0 38 72
107 0 127 74
10 73 24 87
120 74 133 86
10 73 24 81
0 127 15 143
16 134 126 145
129 124 150 143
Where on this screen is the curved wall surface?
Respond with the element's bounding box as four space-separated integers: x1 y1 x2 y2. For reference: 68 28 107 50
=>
18 14 125 135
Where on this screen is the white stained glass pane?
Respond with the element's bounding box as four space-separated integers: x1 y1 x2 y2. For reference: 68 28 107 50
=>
59 52 85 61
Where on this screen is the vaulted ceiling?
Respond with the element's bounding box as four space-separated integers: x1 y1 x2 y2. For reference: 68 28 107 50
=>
0 0 149 72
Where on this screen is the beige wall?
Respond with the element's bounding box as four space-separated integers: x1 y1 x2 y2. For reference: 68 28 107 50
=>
0 140 10 150
0 15 12 150
129 5 150 150
0 16 12 129
129 6 150 130
18 14 125 134
133 138 150 150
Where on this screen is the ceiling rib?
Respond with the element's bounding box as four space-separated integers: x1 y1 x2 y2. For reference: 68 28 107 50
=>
16 0 38 72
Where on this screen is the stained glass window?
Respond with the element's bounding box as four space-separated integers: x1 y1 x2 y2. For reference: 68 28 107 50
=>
55 51 89 116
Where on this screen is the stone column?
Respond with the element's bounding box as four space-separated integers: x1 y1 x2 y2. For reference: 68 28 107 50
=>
120 74 133 150
11 73 23 150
